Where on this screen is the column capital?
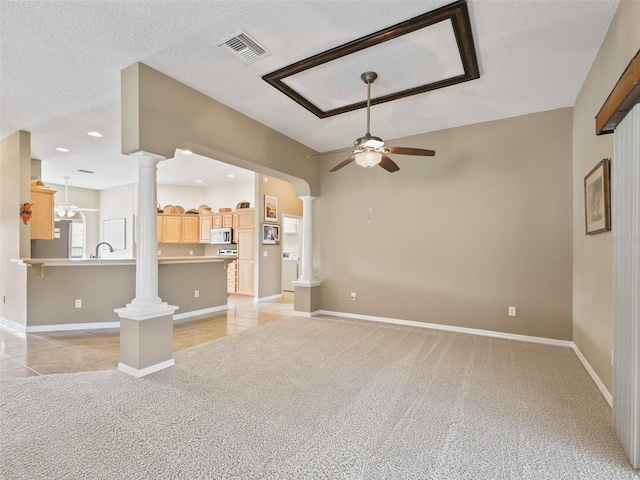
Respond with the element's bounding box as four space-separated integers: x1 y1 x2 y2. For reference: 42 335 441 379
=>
129 151 166 163
298 195 316 202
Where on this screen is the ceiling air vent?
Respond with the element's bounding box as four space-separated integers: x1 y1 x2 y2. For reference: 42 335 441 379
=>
77 169 95 174
218 31 269 64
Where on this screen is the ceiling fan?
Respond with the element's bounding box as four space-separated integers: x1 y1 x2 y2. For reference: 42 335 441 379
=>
327 71 435 173
55 176 99 218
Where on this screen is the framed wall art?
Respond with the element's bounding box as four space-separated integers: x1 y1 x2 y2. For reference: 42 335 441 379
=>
264 195 278 222
262 224 280 245
584 158 611 235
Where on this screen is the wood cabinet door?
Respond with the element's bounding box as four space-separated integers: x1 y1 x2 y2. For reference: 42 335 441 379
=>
222 213 233 228
236 209 254 229
30 188 56 240
236 260 254 295
237 229 254 261
232 214 238 243
157 215 164 243
163 216 181 243
212 214 223 228
182 216 200 243
199 216 212 243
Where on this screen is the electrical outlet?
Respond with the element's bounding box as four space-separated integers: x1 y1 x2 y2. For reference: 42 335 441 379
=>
194 290 199 298
263 251 268 257
508 306 516 317
157 250 162 256
350 292 357 301
189 250 193 256
75 299 82 308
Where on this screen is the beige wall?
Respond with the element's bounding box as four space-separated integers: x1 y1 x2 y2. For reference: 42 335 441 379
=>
257 175 302 298
318 108 574 340
121 63 319 197
572 0 640 392
0 131 31 325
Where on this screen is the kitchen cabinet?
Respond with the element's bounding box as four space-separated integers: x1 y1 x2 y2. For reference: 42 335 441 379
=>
236 208 254 229
232 214 238 243
158 214 202 244
30 187 56 240
182 216 200 243
162 215 182 243
157 215 164 243
227 260 237 294
222 213 233 228
212 214 223 228
199 215 212 243
236 219 254 296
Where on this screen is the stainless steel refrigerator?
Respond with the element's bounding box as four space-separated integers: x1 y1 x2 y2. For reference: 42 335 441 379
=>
31 220 71 258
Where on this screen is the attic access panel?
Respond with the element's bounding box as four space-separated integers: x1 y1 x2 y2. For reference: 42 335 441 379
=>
262 0 479 119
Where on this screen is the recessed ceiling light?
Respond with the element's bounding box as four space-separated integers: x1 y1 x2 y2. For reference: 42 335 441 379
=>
87 131 103 138
56 147 69 152
195 179 204 183
183 149 193 155
227 174 235 178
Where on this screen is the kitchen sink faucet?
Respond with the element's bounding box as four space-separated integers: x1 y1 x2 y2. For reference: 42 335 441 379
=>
91 242 114 259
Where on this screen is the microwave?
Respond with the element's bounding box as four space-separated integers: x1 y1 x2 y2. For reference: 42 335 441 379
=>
210 227 233 244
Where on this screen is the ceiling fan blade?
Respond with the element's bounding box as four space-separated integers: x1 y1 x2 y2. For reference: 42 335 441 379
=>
385 146 435 156
378 154 400 173
308 146 355 158
329 156 356 172
79 208 99 212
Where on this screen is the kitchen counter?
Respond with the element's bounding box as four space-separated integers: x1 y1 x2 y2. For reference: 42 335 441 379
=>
13 256 227 277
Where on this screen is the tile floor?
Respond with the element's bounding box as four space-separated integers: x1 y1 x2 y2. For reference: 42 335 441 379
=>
0 293 294 378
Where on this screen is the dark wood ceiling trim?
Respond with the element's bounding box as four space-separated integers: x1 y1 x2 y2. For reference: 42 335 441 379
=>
262 0 480 119
596 49 640 135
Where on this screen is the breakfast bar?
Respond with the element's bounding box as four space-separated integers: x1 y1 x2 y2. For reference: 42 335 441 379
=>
11 257 228 331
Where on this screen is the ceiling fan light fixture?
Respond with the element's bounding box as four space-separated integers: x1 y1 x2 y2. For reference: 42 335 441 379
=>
355 150 382 168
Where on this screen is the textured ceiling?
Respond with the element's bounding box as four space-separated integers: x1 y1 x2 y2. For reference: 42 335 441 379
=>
0 0 620 190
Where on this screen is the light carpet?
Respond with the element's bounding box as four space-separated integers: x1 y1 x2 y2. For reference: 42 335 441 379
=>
1 316 637 479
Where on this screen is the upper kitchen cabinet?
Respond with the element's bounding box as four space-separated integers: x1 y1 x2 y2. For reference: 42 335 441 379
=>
199 215 212 243
158 214 207 244
236 208 254 229
30 187 56 239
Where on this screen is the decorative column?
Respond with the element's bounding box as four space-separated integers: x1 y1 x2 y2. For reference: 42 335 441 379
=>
297 196 318 283
293 195 321 316
115 151 177 378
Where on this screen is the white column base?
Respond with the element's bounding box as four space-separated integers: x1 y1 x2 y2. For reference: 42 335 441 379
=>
115 303 178 321
293 279 322 287
118 359 175 378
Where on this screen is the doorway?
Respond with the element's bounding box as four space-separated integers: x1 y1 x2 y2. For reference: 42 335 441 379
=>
281 215 301 292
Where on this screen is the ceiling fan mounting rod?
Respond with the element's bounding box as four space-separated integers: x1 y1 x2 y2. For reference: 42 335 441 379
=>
361 71 377 136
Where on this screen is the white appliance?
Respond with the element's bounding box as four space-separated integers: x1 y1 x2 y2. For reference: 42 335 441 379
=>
210 228 233 244
282 253 299 292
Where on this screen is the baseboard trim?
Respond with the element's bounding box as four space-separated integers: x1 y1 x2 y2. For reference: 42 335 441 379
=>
26 322 121 333
173 305 227 321
255 294 283 303
571 343 613 407
293 310 321 318
0 316 27 332
316 310 574 348
117 359 175 378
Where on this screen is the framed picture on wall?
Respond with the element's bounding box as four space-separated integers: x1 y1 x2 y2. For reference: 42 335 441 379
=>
262 224 280 245
584 158 611 235
264 195 278 222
